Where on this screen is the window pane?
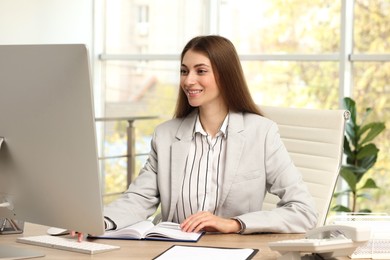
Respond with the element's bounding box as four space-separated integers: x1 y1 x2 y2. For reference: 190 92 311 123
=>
101 60 179 197
98 120 158 161
104 0 206 54
220 0 341 53
243 61 339 109
104 60 179 117
98 118 160 201
101 157 127 203
354 0 390 53
352 62 390 212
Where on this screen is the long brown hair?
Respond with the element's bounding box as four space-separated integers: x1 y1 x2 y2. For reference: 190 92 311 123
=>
173 35 262 118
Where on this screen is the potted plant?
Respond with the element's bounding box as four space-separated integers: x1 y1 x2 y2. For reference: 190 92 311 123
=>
332 97 386 213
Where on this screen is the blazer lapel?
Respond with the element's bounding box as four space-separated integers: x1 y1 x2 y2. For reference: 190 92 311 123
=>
218 112 245 211
167 110 197 220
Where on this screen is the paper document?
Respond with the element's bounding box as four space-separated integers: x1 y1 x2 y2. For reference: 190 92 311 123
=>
351 233 390 259
330 214 390 259
153 245 258 260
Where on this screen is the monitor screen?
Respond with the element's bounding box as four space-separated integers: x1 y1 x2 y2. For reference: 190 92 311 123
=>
0 44 105 236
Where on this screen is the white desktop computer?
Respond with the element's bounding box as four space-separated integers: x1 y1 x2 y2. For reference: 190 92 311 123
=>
0 44 105 258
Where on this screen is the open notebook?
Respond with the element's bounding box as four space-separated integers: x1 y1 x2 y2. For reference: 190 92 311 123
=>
90 221 203 242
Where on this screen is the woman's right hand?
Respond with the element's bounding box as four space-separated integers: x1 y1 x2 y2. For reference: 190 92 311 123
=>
70 231 84 242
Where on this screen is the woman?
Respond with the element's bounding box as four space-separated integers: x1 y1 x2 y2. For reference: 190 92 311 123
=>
103 35 318 235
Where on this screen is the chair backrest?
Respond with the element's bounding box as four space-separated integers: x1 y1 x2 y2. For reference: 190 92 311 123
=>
259 106 349 226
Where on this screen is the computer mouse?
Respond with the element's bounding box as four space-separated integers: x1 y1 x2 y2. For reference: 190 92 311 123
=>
46 227 69 236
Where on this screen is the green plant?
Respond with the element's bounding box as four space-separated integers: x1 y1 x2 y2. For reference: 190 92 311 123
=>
332 97 386 213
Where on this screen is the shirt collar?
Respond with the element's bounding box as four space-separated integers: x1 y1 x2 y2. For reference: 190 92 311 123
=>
194 113 229 137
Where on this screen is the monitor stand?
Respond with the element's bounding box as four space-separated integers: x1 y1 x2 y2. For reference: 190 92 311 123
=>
0 245 45 259
0 218 24 234
1 137 25 236
0 136 24 235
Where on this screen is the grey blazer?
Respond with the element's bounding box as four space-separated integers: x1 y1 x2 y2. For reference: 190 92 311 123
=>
104 110 318 234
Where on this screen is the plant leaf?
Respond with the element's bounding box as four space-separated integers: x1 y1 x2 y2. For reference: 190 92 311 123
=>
340 168 357 191
360 178 379 189
356 143 379 160
358 122 386 147
331 205 352 212
343 136 353 158
359 155 378 176
345 123 357 148
342 164 367 176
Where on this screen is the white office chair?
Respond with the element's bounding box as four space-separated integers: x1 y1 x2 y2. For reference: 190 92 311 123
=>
259 106 349 227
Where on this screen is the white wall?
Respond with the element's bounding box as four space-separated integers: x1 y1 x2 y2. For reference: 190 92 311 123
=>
0 0 105 126
0 0 103 113
0 0 93 46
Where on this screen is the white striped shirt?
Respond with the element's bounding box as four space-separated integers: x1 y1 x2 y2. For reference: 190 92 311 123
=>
173 114 228 223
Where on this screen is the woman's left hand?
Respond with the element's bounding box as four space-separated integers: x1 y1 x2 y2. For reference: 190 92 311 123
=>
180 211 241 233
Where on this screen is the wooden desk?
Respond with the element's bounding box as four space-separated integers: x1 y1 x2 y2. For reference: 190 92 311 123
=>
0 223 353 260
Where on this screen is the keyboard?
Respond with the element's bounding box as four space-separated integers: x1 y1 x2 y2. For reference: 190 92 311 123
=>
17 235 120 255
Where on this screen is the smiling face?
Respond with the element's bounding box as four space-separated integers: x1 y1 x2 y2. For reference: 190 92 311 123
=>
180 50 225 112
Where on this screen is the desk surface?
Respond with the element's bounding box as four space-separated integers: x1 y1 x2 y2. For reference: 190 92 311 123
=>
1 223 354 260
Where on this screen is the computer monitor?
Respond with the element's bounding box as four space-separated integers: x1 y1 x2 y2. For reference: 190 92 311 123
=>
0 44 105 238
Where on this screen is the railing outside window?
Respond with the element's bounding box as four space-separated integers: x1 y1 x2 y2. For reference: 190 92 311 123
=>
95 116 158 195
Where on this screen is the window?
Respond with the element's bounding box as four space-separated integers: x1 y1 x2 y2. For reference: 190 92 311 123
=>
350 0 390 212
95 0 390 209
